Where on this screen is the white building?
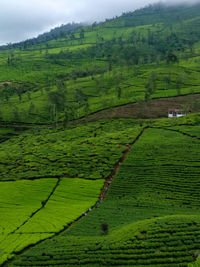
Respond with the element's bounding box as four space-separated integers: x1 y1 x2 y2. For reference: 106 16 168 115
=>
168 109 186 118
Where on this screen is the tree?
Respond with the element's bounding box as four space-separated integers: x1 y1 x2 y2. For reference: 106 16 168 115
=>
116 86 122 99
57 79 67 93
63 111 69 129
7 56 10 65
145 82 152 102
144 72 157 102
15 85 23 102
28 102 35 116
84 101 90 115
27 91 31 100
149 71 157 90
70 33 75 41
166 52 179 64
101 223 109 235
2 83 10 102
48 90 66 124
0 109 3 121
74 89 88 105
80 29 85 40
176 75 184 95
13 106 20 121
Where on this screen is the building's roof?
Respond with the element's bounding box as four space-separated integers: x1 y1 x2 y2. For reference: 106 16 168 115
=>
168 109 184 113
168 108 181 112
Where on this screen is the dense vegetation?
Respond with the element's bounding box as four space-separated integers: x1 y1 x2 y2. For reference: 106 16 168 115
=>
0 3 200 123
0 120 142 181
12 215 200 267
10 120 200 266
0 2 200 267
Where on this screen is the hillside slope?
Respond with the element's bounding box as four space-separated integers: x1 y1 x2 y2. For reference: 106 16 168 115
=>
1 3 200 267
9 115 200 267
0 3 200 124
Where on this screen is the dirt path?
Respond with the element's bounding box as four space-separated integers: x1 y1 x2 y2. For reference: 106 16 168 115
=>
101 127 147 198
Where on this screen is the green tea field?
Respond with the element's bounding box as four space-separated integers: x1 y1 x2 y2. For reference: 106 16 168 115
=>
7 117 200 267
1 2 200 266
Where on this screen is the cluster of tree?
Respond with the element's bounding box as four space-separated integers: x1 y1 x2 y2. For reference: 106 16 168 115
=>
0 83 35 102
46 19 199 72
46 79 90 127
122 2 200 28
0 23 85 50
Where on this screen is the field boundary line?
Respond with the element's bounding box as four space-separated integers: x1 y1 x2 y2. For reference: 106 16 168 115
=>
152 126 200 141
9 178 61 235
2 127 147 267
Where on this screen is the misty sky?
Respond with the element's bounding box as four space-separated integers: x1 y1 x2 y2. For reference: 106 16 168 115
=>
0 0 200 45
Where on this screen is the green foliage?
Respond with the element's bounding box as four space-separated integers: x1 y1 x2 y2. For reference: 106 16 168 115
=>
1 3 200 266
0 4 200 123
0 120 142 181
11 215 200 267
0 179 57 264
10 121 200 266
66 127 200 236
0 178 103 264
189 256 200 267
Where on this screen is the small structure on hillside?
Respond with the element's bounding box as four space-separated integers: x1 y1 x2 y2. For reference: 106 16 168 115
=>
168 109 186 118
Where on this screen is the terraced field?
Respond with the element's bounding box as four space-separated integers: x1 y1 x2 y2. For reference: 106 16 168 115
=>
9 123 200 266
11 215 200 267
1 5 200 124
0 119 144 265
0 120 142 181
1 3 200 266
0 178 103 265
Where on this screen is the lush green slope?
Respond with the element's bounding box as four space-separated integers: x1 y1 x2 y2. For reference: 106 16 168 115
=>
0 178 103 265
0 4 200 123
65 126 200 236
0 119 142 265
1 3 200 266
9 116 200 267
11 215 200 267
0 120 141 181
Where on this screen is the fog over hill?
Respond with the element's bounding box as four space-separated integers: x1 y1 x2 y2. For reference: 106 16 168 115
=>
0 0 200 45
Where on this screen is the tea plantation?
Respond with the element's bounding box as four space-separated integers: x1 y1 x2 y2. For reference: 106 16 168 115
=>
1 2 200 266
8 120 200 267
0 119 143 265
1 4 200 123
0 178 103 265
11 215 200 267
0 120 142 181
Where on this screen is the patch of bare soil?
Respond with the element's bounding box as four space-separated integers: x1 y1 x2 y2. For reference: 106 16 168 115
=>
73 94 200 124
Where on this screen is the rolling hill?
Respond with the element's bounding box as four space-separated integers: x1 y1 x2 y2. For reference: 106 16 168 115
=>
0 2 200 267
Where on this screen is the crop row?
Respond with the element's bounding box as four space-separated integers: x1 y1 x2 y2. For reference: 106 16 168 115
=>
0 120 142 181
12 216 200 266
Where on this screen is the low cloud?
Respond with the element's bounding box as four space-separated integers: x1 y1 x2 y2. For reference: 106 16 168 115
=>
0 0 200 45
